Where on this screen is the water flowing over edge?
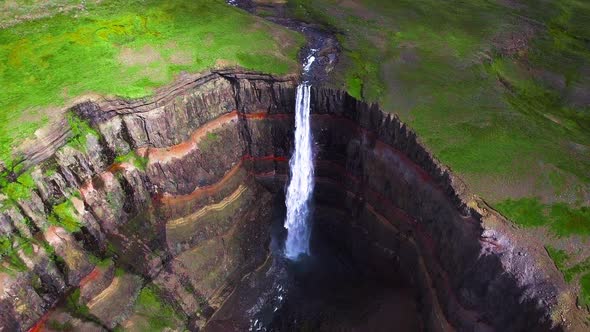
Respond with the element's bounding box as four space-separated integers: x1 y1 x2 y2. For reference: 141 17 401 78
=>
283 83 314 260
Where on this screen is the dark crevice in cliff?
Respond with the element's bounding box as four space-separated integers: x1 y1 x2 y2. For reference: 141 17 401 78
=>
117 175 138 216
118 117 137 152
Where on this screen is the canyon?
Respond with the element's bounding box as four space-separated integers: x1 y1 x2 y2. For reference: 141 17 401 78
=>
0 69 585 331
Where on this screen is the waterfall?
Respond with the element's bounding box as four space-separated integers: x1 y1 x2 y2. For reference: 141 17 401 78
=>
283 52 316 259
284 84 314 259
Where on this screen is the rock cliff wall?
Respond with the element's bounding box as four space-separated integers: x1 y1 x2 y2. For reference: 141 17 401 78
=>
0 70 583 331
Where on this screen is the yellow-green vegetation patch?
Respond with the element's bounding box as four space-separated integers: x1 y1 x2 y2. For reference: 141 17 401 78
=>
114 266 126 277
198 131 221 152
65 288 92 319
546 246 590 310
114 150 148 171
0 170 36 203
580 273 590 311
48 197 82 233
0 234 30 273
127 285 184 332
496 197 590 237
65 112 100 153
88 254 113 269
0 0 304 166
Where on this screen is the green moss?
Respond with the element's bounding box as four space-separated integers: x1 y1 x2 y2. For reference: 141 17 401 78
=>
206 132 219 141
1 171 36 202
104 242 117 257
199 131 221 151
0 0 303 167
579 273 590 311
48 198 82 233
31 273 43 291
65 112 99 152
0 0 79 25
342 44 384 101
286 0 338 27
65 289 91 318
114 150 148 171
88 254 112 268
256 8 275 18
134 285 183 331
0 235 27 272
346 76 363 100
42 162 59 178
115 267 126 277
19 237 34 257
516 0 590 83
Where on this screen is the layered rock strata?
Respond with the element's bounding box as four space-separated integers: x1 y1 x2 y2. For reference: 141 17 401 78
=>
0 70 584 331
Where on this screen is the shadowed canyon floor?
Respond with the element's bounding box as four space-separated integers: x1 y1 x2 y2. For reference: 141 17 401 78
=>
205 195 422 332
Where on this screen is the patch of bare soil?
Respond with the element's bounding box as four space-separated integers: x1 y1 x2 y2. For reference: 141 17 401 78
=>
491 20 536 57
139 66 168 82
170 50 193 65
269 23 296 51
215 59 239 68
337 0 380 21
465 164 562 204
118 46 162 67
0 0 102 29
380 47 420 118
463 155 590 206
203 33 215 47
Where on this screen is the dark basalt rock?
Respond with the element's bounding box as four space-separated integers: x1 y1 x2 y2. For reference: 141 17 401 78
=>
0 70 584 331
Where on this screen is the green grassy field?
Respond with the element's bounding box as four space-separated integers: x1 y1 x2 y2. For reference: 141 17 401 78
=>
286 0 589 222
286 0 590 308
546 246 590 310
497 198 590 237
1 0 589 316
287 0 589 192
0 0 304 169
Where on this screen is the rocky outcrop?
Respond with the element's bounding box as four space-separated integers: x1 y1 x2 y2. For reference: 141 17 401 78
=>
0 70 294 332
0 70 584 331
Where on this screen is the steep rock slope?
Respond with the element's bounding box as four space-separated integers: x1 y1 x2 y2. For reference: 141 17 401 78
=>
0 70 584 331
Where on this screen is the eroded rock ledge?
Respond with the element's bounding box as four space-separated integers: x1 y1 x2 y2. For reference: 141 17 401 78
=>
0 70 583 331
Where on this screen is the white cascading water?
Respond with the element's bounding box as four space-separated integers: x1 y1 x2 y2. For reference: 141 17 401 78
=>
284 53 316 260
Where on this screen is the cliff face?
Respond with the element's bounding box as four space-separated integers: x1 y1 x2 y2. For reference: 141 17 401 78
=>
0 70 582 331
